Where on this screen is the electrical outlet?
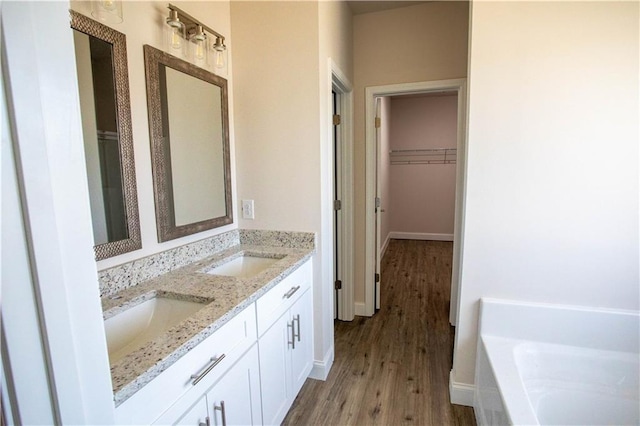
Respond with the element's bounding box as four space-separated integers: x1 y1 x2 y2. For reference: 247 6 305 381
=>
242 199 254 219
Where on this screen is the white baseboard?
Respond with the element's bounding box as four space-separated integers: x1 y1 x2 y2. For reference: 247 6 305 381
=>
449 370 475 407
390 232 454 242
354 302 368 317
309 346 334 381
380 234 391 259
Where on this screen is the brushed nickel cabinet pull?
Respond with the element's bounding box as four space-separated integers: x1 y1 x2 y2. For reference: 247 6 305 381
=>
214 401 227 426
287 321 295 349
190 354 226 385
198 416 211 426
283 285 301 299
294 314 301 342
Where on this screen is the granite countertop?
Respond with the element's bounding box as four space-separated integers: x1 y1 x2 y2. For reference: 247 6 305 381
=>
102 243 313 406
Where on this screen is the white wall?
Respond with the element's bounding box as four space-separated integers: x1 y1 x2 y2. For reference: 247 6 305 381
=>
69 1 237 270
453 0 640 391
389 94 457 238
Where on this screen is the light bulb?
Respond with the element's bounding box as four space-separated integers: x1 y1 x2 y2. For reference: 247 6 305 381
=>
170 27 182 50
102 0 116 11
191 25 207 61
212 37 226 69
214 50 225 68
195 39 205 60
91 0 123 24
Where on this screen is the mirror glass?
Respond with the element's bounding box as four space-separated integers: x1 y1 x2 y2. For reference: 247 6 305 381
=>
71 11 141 260
144 45 232 242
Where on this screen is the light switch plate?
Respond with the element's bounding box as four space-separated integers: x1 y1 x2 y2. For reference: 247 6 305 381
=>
242 199 254 219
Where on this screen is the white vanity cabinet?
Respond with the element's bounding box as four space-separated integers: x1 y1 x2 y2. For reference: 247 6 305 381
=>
114 258 314 426
153 345 262 426
256 261 313 426
115 304 257 425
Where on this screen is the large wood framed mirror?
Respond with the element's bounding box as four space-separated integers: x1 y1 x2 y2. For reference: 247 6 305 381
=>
71 10 141 260
144 45 233 242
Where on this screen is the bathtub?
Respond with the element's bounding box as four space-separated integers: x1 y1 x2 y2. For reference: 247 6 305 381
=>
474 299 640 426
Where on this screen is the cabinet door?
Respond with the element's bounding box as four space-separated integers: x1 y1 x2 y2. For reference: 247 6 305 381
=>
289 288 313 396
206 345 262 426
258 313 292 426
154 395 209 426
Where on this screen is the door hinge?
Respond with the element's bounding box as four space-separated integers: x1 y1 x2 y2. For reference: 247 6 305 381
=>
375 117 381 128
334 280 342 290
375 197 381 212
334 200 342 211
375 273 380 283
333 114 341 126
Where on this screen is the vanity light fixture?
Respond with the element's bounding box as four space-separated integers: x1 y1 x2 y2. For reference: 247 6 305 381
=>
91 0 123 24
165 9 185 52
212 36 227 69
166 4 227 70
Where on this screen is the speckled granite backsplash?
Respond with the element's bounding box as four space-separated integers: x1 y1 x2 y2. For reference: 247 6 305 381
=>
99 229 316 297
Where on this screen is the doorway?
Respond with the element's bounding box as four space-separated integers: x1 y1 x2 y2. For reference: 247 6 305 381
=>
330 67 354 322
364 79 468 325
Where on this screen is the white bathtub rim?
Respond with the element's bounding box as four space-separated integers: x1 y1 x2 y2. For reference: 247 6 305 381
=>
478 298 640 354
479 297 640 317
479 335 539 425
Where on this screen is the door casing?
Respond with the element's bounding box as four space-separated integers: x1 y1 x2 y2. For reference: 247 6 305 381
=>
363 79 468 323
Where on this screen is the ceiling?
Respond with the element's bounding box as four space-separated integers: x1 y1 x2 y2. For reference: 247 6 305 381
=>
347 1 430 15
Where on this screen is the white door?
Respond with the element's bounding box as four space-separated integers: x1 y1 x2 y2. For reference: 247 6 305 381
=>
289 289 313 396
167 396 208 426
332 91 342 320
258 314 291 426
374 97 382 311
206 346 262 426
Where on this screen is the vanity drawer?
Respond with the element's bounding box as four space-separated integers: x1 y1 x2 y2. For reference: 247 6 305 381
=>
115 304 257 425
256 260 312 336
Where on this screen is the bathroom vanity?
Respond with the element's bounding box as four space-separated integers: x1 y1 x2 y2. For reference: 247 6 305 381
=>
100 230 315 425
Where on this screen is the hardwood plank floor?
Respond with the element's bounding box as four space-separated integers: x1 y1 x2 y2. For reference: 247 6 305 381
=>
282 239 476 426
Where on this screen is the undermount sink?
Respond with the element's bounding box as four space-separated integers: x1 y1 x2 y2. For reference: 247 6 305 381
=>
205 255 280 278
105 297 207 364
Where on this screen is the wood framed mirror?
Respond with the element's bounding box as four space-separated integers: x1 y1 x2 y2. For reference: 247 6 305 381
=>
71 10 141 260
143 45 233 242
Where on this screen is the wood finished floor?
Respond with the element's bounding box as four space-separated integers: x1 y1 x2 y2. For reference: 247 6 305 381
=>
282 239 476 426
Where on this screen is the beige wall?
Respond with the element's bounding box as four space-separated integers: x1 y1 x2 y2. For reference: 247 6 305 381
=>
232 1 320 232
353 2 469 304
70 1 237 270
389 95 457 236
453 0 639 389
231 0 353 374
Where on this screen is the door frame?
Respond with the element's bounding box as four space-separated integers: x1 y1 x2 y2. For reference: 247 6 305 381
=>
364 79 468 322
330 61 355 321
2 1 116 422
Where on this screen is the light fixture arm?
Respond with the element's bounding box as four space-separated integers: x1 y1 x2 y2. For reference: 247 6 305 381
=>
167 4 225 46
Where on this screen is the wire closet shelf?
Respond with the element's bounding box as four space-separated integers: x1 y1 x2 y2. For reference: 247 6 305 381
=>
389 148 457 165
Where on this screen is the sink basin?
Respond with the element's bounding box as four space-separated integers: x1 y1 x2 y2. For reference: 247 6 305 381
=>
205 255 279 278
105 297 206 364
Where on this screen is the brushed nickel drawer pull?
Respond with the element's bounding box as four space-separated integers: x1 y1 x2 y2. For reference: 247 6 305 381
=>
190 354 226 385
198 416 211 426
283 285 301 299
